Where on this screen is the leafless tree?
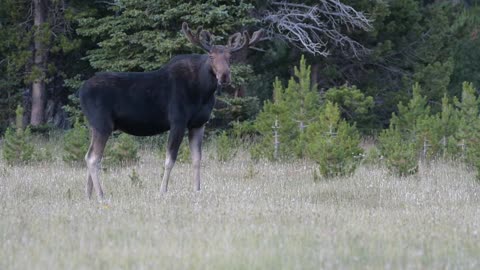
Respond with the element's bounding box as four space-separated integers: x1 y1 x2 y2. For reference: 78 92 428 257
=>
262 1 373 57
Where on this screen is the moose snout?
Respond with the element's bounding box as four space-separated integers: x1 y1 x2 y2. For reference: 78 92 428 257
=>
217 72 231 86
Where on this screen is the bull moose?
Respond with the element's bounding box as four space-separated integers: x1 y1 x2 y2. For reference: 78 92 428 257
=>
79 22 263 200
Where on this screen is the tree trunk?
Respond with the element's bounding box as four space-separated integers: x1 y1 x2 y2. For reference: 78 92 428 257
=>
30 0 48 126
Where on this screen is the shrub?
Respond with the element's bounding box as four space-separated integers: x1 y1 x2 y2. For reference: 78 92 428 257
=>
214 131 237 162
177 141 191 163
33 146 53 163
62 118 89 164
378 128 418 176
252 55 320 160
454 82 480 178
104 132 139 166
324 84 374 130
306 102 363 178
2 105 34 165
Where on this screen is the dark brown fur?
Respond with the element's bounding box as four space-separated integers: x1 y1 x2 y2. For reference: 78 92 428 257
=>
79 23 264 199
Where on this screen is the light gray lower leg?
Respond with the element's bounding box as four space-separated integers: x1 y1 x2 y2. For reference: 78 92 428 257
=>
85 142 94 199
189 126 204 191
86 155 104 200
85 130 109 201
160 127 185 193
160 152 175 193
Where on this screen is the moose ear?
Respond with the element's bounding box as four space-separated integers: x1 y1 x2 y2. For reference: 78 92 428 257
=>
228 32 243 48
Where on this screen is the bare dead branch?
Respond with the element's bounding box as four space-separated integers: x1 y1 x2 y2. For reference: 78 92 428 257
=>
262 0 373 57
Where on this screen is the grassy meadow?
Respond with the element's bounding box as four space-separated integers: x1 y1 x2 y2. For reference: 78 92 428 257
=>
1 144 480 269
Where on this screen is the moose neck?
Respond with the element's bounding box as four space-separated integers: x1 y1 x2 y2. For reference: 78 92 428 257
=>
198 56 218 95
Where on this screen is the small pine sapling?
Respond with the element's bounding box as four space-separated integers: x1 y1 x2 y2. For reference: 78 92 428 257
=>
176 138 191 164
306 102 363 178
251 56 320 160
215 131 237 162
62 118 89 164
378 127 418 176
104 132 139 166
454 82 480 179
2 105 34 165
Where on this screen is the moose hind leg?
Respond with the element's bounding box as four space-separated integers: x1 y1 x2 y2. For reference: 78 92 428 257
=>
85 128 110 200
160 126 185 193
85 136 95 199
189 126 204 191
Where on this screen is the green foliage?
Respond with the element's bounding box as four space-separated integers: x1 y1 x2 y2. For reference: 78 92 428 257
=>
363 146 381 165
62 118 89 164
0 0 90 129
378 81 480 176
77 0 256 72
305 102 363 178
2 105 34 165
377 84 428 175
252 57 363 177
230 64 255 90
450 9 480 97
252 56 320 160
415 95 461 159
454 82 480 177
231 120 257 139
324 84 374 130
104 133 139 166
413 60 454 109
63 75 85 122
214 131 237 162
213 96 260 127
0 1 31 131
32 146 53 163
390 83 430 134
378 127 418 177
176 140 191 164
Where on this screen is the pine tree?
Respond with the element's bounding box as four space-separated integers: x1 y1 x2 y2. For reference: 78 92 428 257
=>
390 83 430 135
251 56 320 160
62 118 89 164
416 95 460 159
378 84 429 175
378 127 418 176
104 132 139 166
76 0 256 72
454 82 480 176
324 84 374 131
305 102 362 178
2 105 34 165
214 131 237 162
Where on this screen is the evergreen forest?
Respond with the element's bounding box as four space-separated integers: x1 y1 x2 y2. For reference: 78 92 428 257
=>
2 0 480 176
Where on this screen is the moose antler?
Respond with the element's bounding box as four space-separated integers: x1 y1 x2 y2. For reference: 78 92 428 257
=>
229 29 265 52
182 22 212 52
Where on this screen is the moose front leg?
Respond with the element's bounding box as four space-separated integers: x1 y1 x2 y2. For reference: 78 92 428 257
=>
189 126 205 191
160 126 185 193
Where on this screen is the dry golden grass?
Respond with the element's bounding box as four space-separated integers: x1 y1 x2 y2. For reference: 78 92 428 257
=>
1 148 480 269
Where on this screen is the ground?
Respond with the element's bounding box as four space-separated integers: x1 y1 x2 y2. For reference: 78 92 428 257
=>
1 149 480 269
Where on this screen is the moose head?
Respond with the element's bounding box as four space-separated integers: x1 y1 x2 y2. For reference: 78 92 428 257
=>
182 22 264 86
